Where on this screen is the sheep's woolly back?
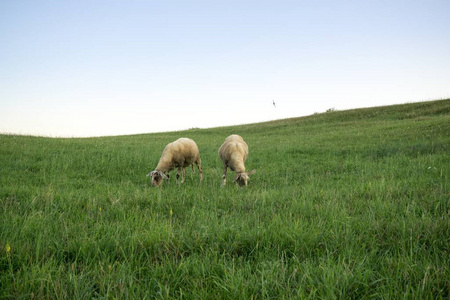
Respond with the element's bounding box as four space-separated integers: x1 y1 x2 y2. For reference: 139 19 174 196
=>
218 134 249 173
156 138 200 172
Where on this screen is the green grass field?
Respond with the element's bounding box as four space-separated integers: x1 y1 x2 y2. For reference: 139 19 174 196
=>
1 99 449 299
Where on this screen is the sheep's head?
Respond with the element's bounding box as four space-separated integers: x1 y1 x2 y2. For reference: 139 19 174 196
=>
235 170 256 186
147 170 168 187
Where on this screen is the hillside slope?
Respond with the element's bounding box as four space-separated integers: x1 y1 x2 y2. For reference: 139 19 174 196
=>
1 99 449 298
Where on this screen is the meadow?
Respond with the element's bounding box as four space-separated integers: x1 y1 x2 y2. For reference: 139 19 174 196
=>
1 99 449 299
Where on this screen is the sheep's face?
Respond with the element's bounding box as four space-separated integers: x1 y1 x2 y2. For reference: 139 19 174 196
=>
236 173 250 186
235 170 256 187
152 173 164 187
147 171 167 187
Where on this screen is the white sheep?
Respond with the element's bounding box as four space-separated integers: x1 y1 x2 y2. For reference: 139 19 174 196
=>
147 138 203 187
218 134 256 186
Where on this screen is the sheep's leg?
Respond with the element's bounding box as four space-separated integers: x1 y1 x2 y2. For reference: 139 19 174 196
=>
181 167 186 183
196 158 203 182
221 164 228 186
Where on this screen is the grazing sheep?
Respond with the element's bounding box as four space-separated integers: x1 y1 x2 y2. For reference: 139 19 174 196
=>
218 134 256 186
147 138 203 187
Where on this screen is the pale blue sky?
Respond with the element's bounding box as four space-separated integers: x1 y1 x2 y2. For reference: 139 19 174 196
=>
1 0 449 137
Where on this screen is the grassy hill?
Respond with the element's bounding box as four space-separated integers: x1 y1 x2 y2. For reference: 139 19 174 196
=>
1 99 449 299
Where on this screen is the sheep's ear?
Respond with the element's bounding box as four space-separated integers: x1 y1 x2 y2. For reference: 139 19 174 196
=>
234 174 240 181
147 171 156 177
247 169 256 176
160 171 169 179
